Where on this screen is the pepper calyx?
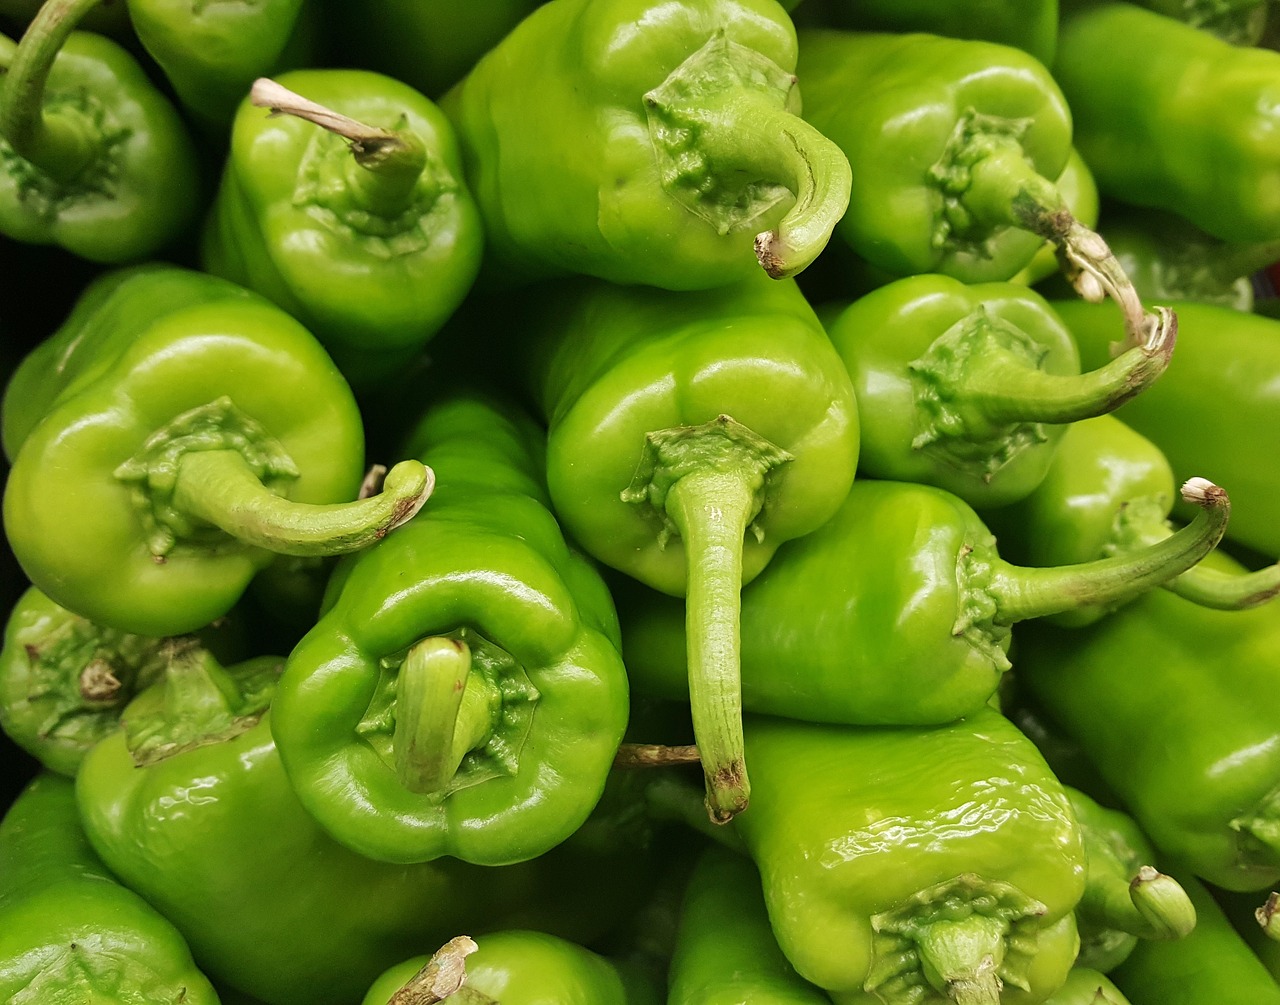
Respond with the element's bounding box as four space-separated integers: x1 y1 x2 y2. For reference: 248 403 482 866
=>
1230 782 1280 870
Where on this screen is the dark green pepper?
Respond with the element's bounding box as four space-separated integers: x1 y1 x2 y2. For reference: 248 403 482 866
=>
1 266 432 636
732 707 1086 1004
0 0 200 262
620 477 1228 728
821 274 1174 508
202 71 483 389
442 0 852 288
518 273 858 821
0 773 220 1005
273 391 629 865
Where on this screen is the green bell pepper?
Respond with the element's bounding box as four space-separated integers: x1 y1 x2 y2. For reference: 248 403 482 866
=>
0 0 200 262
1042 969 1130 1005
796 27 1158 349
518 272 858 821
363 931 660 1005
75 646 662 1005
987 415 1280 627
668 844 832 1004
273 391 629 865
820 274 1174 508
2 265 432 637
732 706 1086 1005
1017 559 1280 892
442 0 852 288
1054 3 1280 245
619 476 1229 727
1051 297 1280 559
1065 786 1196 973
0 772 220 1005
202 70 483 389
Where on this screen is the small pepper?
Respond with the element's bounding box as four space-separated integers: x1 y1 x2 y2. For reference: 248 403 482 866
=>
517 272 859 821
273 391 629 865
821 274 1174 508
202 72 483 389
442 0 852 288
0 773 220 1005
0 0 200 262
2 265 432 636
620 476 1229 728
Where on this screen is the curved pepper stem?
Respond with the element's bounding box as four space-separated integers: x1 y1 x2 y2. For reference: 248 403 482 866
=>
170 451 433 558
387 936 482 1005
1080 862 1197 942
0 0 103 181
914 915 1006 1005
990 477 1231 624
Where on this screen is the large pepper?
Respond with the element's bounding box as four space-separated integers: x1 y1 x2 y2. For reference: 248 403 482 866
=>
731 706 1086 1004
202 71 483 389
1054 3 1280 245
820 274 1174 508
795 28 1158 350
273 391 629 865
1051 297 1280 558
0 0 200 262
1017 561 1280 892
441 0 852 289
518 272 858 820
619 476 1228 727
0 772 220 1005
1 265 432 636
75 645 661 1005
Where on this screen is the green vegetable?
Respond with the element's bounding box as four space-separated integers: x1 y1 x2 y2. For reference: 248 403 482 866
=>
0 0 200 262
203 71 483 389
519 273 858 821
274 391 629 865
1 265 432 637
1042 968 1130 1005
0 772 219 1005
442 0 852 288
821 274 1174 508
1129 0 1270 43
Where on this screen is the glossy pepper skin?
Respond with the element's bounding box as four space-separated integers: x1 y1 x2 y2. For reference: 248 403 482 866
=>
668 844 831 1005
363 931 660 1005
732 707 1086 1005
520 272 858 820
0 773 219 1005
1054 3 1280 245
620 477 1229 727
1017 568 1280 892
821 275 1174 508
442 0 852 289
203 70 484 390
0 3 200 262
76 652 661 1005
1 265 432 637
1052 298 1280 558
274 391 629 865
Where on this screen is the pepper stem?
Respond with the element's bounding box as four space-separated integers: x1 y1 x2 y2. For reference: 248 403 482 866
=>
250 76 428 218
1080 863 1196 941
170 450 433 557
914 916 1006 1005
387 936 481 1005
615 742 701 768
1256 892 1280 941
990 478 1230 624
393 636 495 795
0 0 103 181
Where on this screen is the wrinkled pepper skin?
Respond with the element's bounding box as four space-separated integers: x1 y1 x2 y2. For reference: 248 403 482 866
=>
668 845 832 1005
76 665 660 1005
363 931 660 1005
733 707 1086 1005
821 275 1172 508
0 21 200 262
1054 3 1280 245
442 0 852 289
274 392 629 865
2 265 428 637
1052 298 1280 558
1016 570 1280 892
0 773 219 1005
203 69 484 389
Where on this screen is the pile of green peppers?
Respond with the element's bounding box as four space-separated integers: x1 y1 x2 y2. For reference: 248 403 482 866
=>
5 0 1280 1002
